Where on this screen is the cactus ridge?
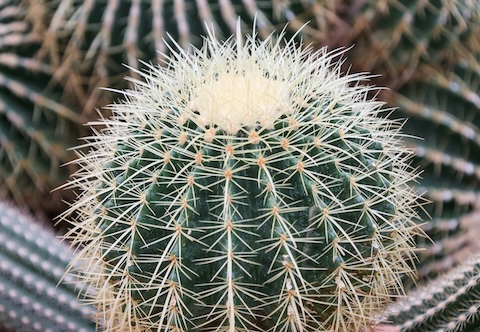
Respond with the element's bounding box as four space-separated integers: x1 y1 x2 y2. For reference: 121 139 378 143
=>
65 26 423 331
35 0 325 113
387 254 480 332
0 0 80 214
0 200 97 332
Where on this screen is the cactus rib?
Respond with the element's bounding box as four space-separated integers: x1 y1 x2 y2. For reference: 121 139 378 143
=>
0 200 97 332
387 253 480 332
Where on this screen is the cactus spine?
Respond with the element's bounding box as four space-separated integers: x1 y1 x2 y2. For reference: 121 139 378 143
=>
64 25 423 331
0 200 97 332
387 253 480 332
0 0 80 215
385 53 480 279
33 0 325 113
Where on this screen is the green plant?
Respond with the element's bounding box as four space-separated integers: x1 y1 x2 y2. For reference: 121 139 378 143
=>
0 199 97 331
0 0 81 215
384 53 480 280
290 1 480 284
33 0 329 113
386 253 480 331
64 25 424 331
337 0 480 86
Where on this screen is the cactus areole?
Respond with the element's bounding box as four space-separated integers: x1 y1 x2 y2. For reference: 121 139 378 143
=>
66 24 423 331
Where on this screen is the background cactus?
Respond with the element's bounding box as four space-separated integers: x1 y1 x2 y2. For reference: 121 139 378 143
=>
386 253 480 332
384 52 480 280
64 26 423 331
32 0 330 113
334 0 480 86
0 0 82 215
0 199 97 332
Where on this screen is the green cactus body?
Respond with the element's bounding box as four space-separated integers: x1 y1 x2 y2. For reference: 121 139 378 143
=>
387 253 480 332
0 200 97 332
386 54 480 279
66 27 423 331
0 0 80 214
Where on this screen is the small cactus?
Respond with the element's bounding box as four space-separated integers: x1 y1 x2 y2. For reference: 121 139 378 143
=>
64 26 424 331
387 253 480 332
0 200 97 332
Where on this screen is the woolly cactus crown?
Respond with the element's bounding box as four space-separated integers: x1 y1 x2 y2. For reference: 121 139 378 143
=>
65 23 424 332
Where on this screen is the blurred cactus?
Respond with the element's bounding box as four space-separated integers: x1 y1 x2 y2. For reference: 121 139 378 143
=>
0 0 82 215
416 210 480 280
32 0 331 113
338 0 480 86
387 253 480 331
385 53 480 279
0 200 97 332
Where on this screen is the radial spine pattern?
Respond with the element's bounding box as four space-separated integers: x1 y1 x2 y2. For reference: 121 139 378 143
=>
66 25 423 331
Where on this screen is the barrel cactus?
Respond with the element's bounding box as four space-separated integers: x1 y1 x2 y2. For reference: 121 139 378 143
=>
33 0 326 113
0 0 80 215
64 26 424 331
387 253 480 332
0 200 97 332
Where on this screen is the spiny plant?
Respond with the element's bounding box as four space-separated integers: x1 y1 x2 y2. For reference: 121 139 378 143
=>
311 0 480 262
31 0 329 113
64 24 424 331
0 200 97 332
336 0 480 87
384 52 480 279
332 4 480 283
386 253 480 332
415 210 480 280
0 0 81 215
